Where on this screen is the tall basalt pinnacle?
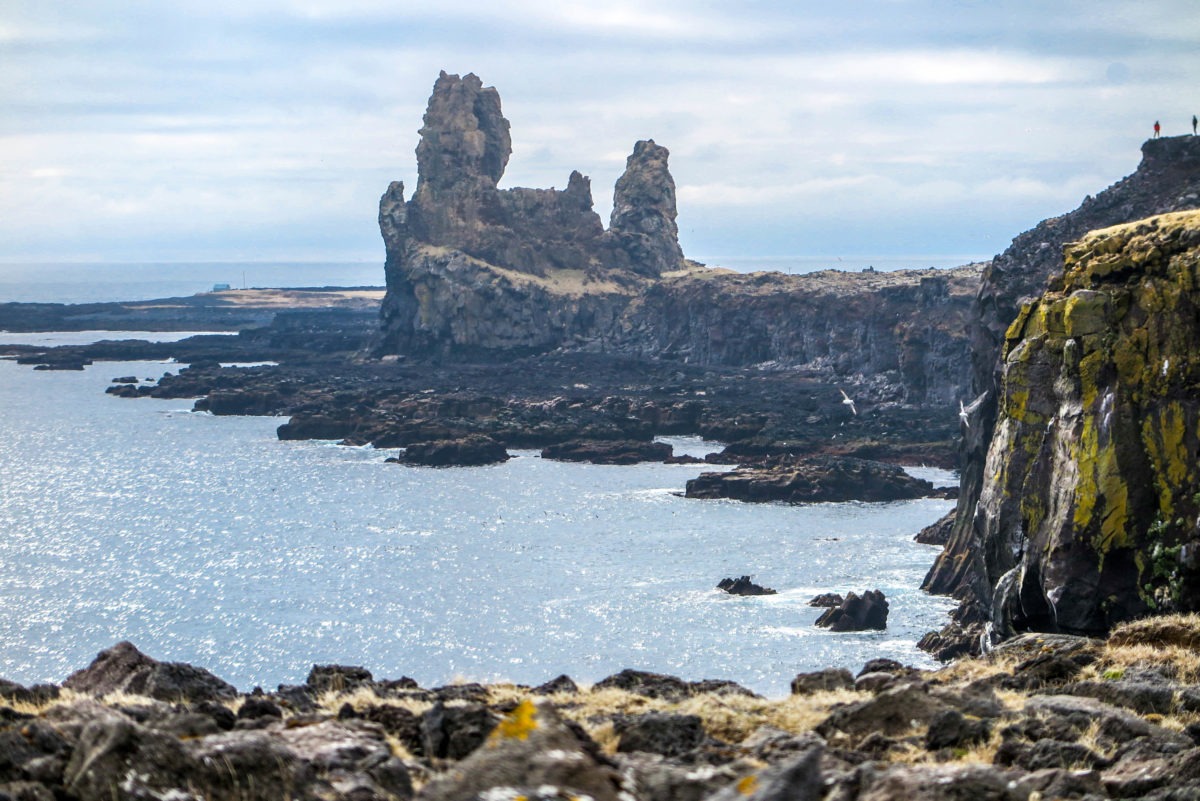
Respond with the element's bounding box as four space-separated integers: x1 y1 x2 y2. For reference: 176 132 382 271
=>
415 71 510 192
608 139 684 277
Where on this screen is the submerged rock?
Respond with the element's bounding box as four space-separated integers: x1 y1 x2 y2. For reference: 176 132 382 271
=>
396 435 510 467
717 576 777 596
540 438 670 465
686 456 934 504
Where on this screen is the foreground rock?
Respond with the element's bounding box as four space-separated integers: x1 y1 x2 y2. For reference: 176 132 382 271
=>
12 624 1200 799
685 456 936 503
814 590 890 631
13 622 1200 799
62 640 236 703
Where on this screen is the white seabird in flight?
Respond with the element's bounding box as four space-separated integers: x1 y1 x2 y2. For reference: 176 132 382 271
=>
959 400 970 428
838 388 857 416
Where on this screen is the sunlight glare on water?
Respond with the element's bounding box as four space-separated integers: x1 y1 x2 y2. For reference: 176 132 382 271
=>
0 356 955 697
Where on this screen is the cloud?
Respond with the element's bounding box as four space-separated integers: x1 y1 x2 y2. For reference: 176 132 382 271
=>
1 0 1198 264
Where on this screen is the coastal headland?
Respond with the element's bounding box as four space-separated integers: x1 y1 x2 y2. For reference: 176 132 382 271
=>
7 70 1200 799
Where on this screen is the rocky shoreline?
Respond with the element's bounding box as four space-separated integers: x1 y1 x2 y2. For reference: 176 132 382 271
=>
8 622 1200 801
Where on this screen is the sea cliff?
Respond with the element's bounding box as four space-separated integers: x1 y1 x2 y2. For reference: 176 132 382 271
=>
923 136 1200 657
926 209 1200 657
373 72 979 408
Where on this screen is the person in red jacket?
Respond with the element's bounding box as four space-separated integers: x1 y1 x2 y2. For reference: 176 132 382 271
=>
1154 120 1161 138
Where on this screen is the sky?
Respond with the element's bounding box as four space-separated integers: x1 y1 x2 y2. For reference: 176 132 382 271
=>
1 1 1198 268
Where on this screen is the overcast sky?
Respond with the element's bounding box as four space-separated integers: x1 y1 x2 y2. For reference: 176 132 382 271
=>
2 1 1198 267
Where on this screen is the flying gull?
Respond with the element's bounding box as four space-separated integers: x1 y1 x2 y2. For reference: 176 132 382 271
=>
838 388 857 416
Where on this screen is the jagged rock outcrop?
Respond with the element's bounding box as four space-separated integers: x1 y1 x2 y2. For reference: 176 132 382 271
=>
937 211 1200 644
374 71 684 359
371 72 979 408
608 140 684 277
925 136 1200 650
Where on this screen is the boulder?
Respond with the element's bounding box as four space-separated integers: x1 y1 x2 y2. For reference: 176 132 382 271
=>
592 669 692 702
614 712 707 758
703 748 823 801
814 590 889 631
398 435 510 467
816 682 949 740
533 675 579 695
417 700 622 801
807 592 844 607
275 719 413 800
540 439 670 465
717 576 777 596
858 764 1026 801
686 456 934 504
62 642 237 703
421 700 499 761
306 663 375 695
790 668 854 695
924 708 991 751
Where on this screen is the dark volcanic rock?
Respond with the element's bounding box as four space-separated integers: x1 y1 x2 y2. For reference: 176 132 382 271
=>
926 136 1200 650
717 575 777 596
607 139 684 278
931 211 1200 649
614 712 707 758
790 668 854 695
914 509 954 546
686 456 933 503
305 664 374 694
62 641 237 703
370 72 979 409
814 590 889 631
807 592 845 607
396 435 510 467
592 669 694 702
540 438 670 465
421 701 499 761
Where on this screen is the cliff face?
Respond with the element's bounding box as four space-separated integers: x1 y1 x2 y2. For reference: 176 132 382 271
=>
373 72 979 407
926 136 1200 622
614 266 980 405
943 212 1200 643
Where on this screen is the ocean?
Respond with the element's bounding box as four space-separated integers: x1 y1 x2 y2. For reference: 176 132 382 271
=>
0 266 960 697
0 257 984 305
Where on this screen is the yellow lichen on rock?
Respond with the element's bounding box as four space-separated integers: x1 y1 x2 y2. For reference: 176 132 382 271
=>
492 698 539 742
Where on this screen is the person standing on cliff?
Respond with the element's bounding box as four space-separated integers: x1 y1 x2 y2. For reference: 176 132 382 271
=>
1154 120 1161 138
1193 115 1197 135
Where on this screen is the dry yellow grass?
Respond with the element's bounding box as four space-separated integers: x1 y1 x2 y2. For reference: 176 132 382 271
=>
314 686 434 717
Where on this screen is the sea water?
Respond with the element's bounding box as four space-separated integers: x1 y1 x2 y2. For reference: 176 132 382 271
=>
0 258 983 305
0 339 956 697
